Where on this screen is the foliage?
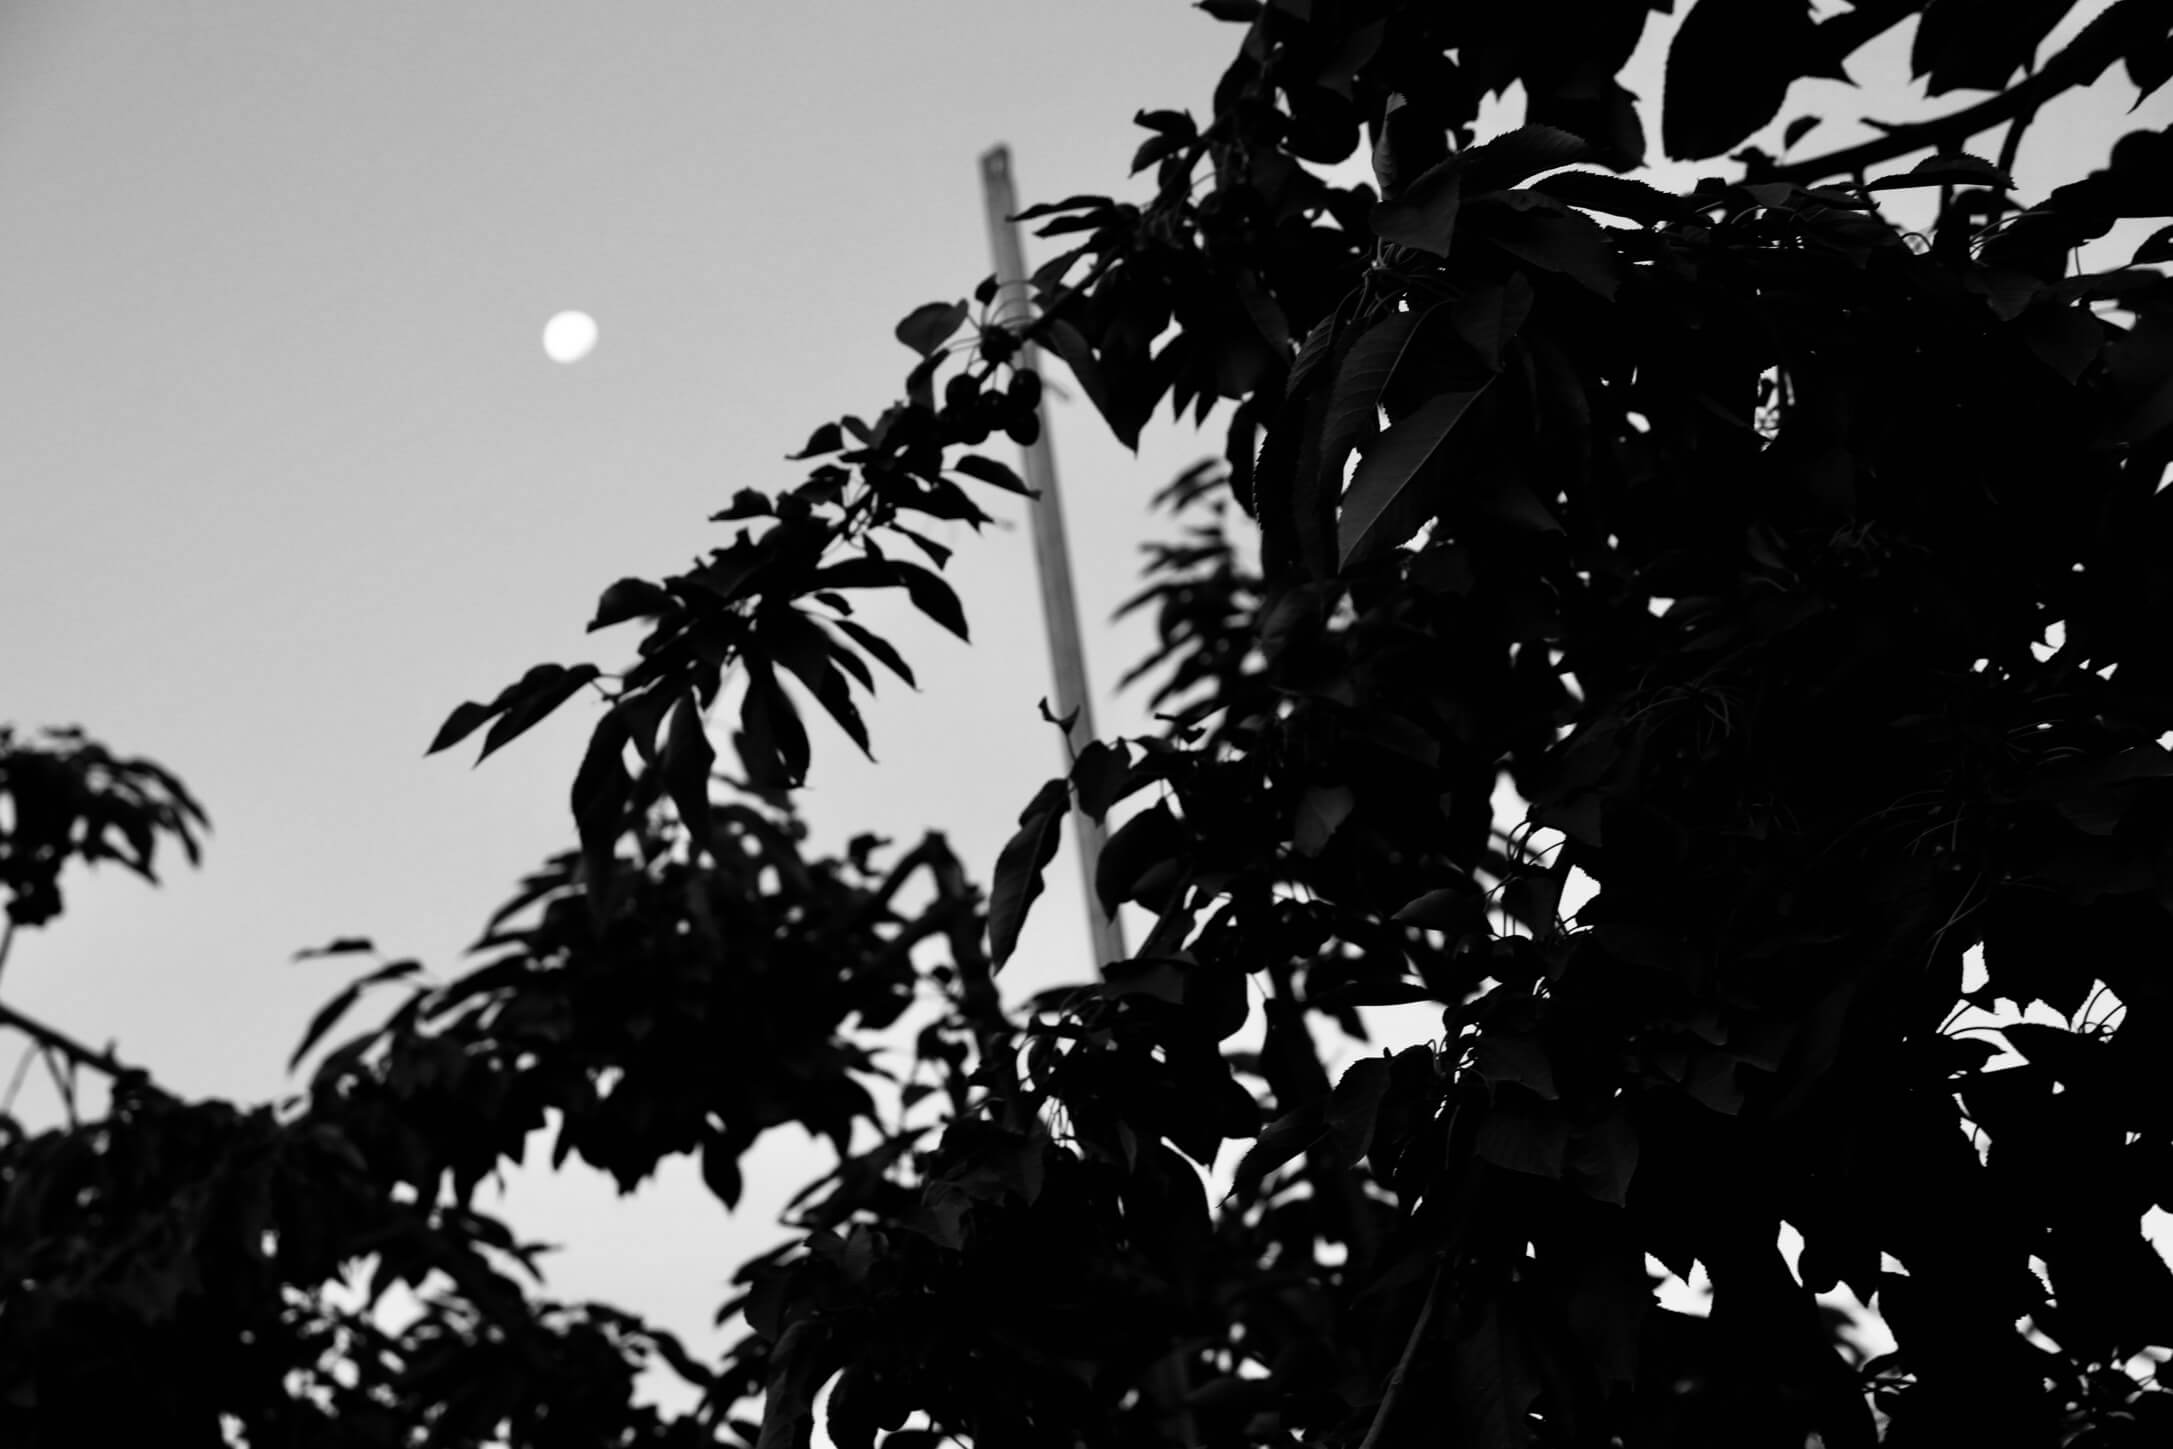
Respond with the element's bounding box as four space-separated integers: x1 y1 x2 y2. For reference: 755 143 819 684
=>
8 1 2173 1446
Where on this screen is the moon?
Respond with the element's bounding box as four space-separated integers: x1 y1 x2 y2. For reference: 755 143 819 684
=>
542 310 598 364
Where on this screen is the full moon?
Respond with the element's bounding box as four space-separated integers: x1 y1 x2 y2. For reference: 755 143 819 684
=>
542 310 598 364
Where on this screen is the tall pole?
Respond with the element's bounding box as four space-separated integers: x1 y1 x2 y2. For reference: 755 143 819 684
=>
979 145 1128 971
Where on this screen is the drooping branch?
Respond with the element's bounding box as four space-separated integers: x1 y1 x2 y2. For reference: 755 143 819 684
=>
1772 0 2156 187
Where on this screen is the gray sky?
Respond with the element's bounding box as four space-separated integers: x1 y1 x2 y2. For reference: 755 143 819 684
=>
1 0 2163 1415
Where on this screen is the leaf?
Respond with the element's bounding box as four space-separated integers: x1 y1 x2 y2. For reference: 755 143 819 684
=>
827 618 913 689
662 692 716 837
1293 784 1355 857
1472 1035 1559 1099
1782 115 1820 149
2134 223 2173 264
1865 152 2015 191
1664 0 1824 161
587 577 675 632
1326 1056 1391 1166
1070 740 1140 822
1096 802 1185 916
449 663 601 763
1532 170 1697 225
293 936 377 961
1230 1100 1326 1200
896 562 970 641
1339 381 1495 568
894 300 969 357
989 778 1070 969
427 701 497 756
953 454 1036 497
288 959 420 1072
738 661 809 789
1912 0 2073 96
1371 160 1461 256
1472 194 1618 297
1319 308 1427 472
1447 275 1536 372
789 423 844 459
1456 124 1590 194
570 710 632 884
1393 883 1479 929
764 610 872 758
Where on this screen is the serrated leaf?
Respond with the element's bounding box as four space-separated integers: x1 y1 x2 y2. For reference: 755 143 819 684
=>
1339 381 1495 568
1865 151 2015 191
1532 170 1696 225
1457 124 1590 193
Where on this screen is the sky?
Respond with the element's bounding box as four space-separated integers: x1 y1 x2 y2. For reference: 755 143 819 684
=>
0 0 2165 1418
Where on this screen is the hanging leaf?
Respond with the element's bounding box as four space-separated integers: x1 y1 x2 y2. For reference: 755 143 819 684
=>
661 692 717 838
1339 381 1495 568
738 660 809 790
1325 1056 1391 1166
988 779 1070 969
895 300 970 357
1096 802 1185 916
1230 1100 1326 1201
763 610 873 758
1071 740 1142 822
287 958 420 1072
832 618 916 688
570 709 632 883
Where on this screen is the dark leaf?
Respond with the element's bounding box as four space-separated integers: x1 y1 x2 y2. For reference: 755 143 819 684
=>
588 577 675 632
663 691 717 836
953 454 1036 497
1293 784 1355 857
1782 115 1821 149
1096 802 1185 916
1326 1056 1391 1166
988 778 1071 969
1865 152 2015 191
1532 170 1698 225
1371 160 1462 256
294 936 376 961
1231 1100 1325 1200
287 960 417 1073
897 561 970 641
738 661 810 790
1393 883 1479 929
1665 0 1823 160
2131 222 2173 264
570 710 632 882
1071 740 1141 822
427 701 498 756
895 300 970 358
470 663 603 763
832 618 916 688
1340 381 1495 567
1457 124 1590 194
790 423 844 459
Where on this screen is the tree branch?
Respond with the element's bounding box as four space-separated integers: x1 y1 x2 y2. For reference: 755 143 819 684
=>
1772 0 2154 188
1358 1261 1445 1449
0 1000 166 1099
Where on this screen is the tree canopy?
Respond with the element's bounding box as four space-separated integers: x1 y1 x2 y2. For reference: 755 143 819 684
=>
7 2 2173 1445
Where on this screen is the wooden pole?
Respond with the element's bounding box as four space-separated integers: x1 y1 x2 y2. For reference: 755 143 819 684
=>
978 145 1128 970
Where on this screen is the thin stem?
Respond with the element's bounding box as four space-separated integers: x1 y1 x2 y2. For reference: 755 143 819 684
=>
0 917 14 994
1358 1261 1446 1449
0 1001 166 1099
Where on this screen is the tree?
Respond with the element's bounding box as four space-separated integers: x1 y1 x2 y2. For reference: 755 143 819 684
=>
6 1 2173 1444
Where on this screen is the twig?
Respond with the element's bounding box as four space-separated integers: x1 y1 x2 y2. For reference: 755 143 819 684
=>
1358 1261 1446 1449
0 918 14 994
0 1001 166 1099
40 1044 78 1127
1772 0 2153 188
